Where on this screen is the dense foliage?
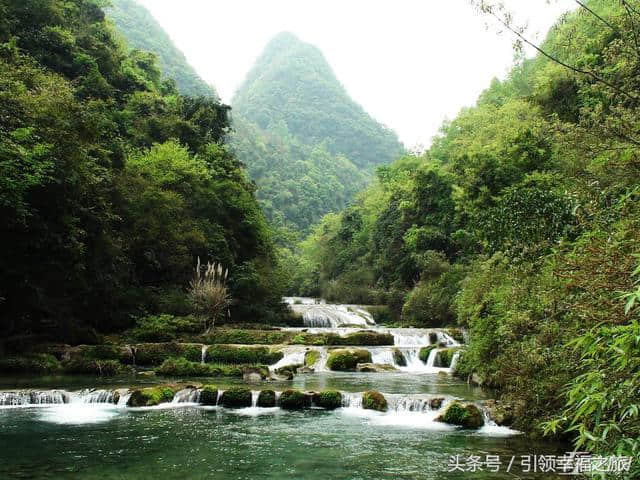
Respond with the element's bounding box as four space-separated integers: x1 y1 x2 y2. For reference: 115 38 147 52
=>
230 32 404 232
0 0 283 340
291 1 640 472
106 0 218 98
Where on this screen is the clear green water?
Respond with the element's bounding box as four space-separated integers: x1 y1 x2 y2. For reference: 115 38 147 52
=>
0 373 567 479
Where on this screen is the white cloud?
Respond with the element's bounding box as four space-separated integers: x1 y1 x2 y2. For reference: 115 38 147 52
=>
137 0 574 147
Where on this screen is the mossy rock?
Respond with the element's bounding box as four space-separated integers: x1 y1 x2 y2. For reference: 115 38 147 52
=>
362 390 388 412
326 349 372 371
257 389 276 407
356 363 397 372
428 332 438 344
313 390 342 410
304 350 319 367
279 389 308 409
128 386 175 407
328 331 394 346
205 345 283 365
435 348 461 368
200 385 218 405
437 401 484 429
220 387 252 408
392 348 407 367
134 343 186 366
419 345 436 363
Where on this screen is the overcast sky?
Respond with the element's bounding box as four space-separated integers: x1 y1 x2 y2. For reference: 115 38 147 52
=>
138 0 574 148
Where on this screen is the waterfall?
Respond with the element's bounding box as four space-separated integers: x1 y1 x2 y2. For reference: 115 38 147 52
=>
172 388 200 404
425 348 439 368
289 304 376 328
269 346 307 371
75 389 115 404
117 392 131 406
201 345 208 364
251 391 259 407
216 390 223 406
0 390 69 406
385 394 444 413
341 392 362 408
449 351 461 371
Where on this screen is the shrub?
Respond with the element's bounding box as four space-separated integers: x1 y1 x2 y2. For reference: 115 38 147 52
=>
200 385 218 405
326 349 372 371
0 354 61 374
220 387 252 408
279 389 308 410
362 390 387 412
257 389 276 407
199 329 292 345
130 314 200 342
188 258 230 332
313 390 342 409
62 358 129 376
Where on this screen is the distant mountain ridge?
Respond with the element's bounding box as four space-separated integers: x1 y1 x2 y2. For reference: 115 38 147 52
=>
231 32 404 232
107 0 218 98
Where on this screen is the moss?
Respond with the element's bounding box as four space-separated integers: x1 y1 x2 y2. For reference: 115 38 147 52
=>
304 350 319 367
438 401 484 429
128 386 175 407
290 333 328 346
362 390 388 412
200 385 218 405
364 305 392 324
313 390 342 409
291 331 393 346
326 349 372 371
155 357 265 377
0 354 62 374
204 345 283 365
279 389 308 410
257 389 276 407
220 387 252 408
392 348 407 366
419 345 437 363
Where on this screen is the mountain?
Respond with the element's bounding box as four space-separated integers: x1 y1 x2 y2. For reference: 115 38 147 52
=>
231 32 404 232
106 0 218 98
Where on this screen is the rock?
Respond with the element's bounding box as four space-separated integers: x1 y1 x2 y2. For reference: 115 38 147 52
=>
312 390 342 409
419 345 436 363
257 389 276 407
127 386 175 407
243 372 263 383
296 366 314 374
392 348 407 367
200 385 218 405
356 363 397 372
279 389 308 409
483 399 516 426
436 401 484 429
362 390 388 412
429 397 444 410
326 349 372 371
220 387 252 408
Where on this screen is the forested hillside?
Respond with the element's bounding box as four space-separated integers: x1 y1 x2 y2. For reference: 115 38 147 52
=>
106 0 218 98
291 1 640 472
231 33 404 232
0 0 283 340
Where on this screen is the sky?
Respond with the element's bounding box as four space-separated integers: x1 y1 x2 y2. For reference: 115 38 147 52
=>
138 0 575 148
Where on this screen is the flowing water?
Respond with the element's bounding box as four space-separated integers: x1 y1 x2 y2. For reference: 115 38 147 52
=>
0 299 568 479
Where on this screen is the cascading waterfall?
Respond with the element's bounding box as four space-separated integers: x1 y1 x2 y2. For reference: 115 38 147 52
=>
269 346 308 371
251 390 259 407
75 389 115 404
0 390 69 406
172 388 200 404
289 303 376 328
341 392 363 408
